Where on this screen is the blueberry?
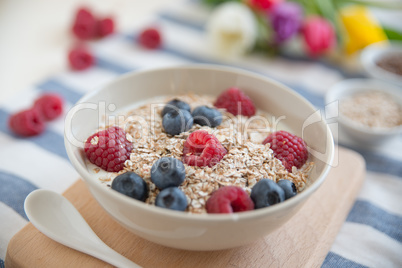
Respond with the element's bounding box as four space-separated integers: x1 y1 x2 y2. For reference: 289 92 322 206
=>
155 187 188 211
191 106 222 128
250 179 285 209
277 179 297 200
111 172 148 201
151 157 186 190
162 110 193 135
161 99 191 117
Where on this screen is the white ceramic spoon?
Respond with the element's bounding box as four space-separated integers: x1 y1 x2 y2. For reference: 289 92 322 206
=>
24 189 141 268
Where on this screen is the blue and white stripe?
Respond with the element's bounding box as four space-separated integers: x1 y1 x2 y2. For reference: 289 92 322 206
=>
1 2 401 266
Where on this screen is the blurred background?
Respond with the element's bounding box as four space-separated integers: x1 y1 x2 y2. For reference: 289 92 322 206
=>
0 0 402 100
1 0 401 102
0 0 179 101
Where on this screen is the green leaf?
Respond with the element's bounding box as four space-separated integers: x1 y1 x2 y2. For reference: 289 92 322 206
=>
312 0 344 44
384 27 402 41
202 0 241 7
335 0 402 9
253 12 274 52
291 0 319 15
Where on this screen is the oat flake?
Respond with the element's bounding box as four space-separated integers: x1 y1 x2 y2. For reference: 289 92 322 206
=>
101 94 314 214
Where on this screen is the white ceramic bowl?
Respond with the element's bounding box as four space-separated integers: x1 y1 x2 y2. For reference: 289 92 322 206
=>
360 41 402 86
64 65 334 250
326 78 402 146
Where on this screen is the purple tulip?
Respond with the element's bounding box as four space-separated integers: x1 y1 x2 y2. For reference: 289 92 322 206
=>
270 2 303 43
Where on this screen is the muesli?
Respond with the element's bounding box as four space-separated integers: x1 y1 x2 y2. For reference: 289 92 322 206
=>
84 88 314 214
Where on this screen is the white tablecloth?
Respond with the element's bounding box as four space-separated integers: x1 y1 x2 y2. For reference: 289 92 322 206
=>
0 1 401 267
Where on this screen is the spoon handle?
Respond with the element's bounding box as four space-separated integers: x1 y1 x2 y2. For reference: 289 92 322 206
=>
36 220 141 268
83 239 141 268
25 190 141 268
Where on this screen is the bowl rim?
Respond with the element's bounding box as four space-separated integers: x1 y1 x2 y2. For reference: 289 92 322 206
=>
64 63 334 221
360 40 402 85
325 78 402 135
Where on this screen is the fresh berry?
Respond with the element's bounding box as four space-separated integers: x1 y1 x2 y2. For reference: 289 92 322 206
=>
162 110 193 136
84 126 133 172
250 179 285 209
151 157 186 190
72 7 97 40
192 106 222 128
8 109 45 136
96 17 115 37
111 172 148 201
33 94 64 121
68 44 94 70
182 130 227 167
214 87 256 117
262 130 308 172
139 27 162 49
206 186 254 214
155 187 188 211
277 179 297 200
161 99 191 117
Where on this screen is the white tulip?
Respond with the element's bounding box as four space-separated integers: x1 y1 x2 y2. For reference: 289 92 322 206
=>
206 2 258 59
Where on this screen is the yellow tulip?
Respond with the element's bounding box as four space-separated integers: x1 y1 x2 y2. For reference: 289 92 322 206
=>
339 5 388 54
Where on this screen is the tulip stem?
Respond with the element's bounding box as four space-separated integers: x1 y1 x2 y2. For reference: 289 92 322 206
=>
314 0 344 44
335 0 402 9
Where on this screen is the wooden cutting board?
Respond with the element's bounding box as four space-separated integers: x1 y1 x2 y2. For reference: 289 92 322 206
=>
6 146 365 268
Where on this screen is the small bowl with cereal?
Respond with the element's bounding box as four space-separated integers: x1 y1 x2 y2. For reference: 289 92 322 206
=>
65 64 334 250
361 41 402 87
326 78 402 146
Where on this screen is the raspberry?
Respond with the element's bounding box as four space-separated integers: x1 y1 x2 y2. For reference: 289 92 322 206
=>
8 108 45 137
139 27 162 49
84 126 133 172
182 130 227 167
72 7 97 40
206 186 254 214
68 44 94 70
262 130 308 172
96 17 115 38
33 94 64 121
214 87 256 117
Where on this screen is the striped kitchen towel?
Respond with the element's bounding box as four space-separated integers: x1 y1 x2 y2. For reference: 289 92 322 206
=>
0 1 401 267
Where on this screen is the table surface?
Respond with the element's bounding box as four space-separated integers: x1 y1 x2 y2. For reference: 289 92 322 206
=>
5 147 365 268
